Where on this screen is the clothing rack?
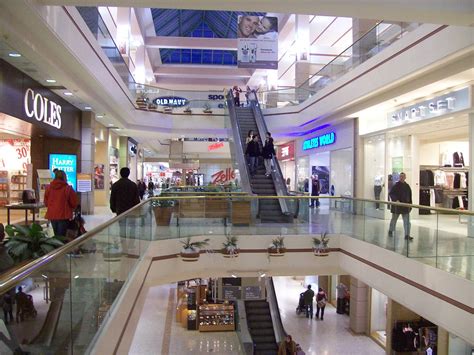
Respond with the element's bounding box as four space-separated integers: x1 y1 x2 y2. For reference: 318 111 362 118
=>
420 164 469 172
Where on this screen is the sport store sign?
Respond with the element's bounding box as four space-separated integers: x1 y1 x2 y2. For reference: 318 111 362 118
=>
387 87 470 127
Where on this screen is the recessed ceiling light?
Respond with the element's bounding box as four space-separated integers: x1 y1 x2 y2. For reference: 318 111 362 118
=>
46 79 56 83
64 92 73 96
8 53 21 57
84 106 92 110
96 115 104 118
108 123 114 126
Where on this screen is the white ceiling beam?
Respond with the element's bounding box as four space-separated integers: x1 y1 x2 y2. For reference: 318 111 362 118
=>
146 36 237 50
39 0 474 26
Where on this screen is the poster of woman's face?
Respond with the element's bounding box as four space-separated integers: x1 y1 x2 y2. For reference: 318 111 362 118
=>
237 15 278 38
94 164 105 190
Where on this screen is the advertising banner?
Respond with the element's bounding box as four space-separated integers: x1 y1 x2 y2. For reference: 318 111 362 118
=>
49 154 77 190
237 15 278 69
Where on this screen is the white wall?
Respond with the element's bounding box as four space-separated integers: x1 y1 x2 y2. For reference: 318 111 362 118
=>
370 288 388 332
420 140 470 166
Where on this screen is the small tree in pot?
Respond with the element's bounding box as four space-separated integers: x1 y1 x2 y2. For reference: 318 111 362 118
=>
268 236 286 256
180 237 210 262
222 236 239 258
312 232 330 256
152 199 175 226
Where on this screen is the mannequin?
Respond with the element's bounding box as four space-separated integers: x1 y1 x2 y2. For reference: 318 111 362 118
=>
374 174 384 209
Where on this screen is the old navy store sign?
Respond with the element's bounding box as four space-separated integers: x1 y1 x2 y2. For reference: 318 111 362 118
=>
24 88 62 129
153 96 188 107
303 132 336 151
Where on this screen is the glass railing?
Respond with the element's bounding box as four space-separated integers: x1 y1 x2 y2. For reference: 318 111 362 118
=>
0 195 471 353
259 21 420 109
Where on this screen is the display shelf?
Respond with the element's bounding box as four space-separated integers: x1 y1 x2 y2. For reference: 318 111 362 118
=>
0 170 8 207
198 304 235 332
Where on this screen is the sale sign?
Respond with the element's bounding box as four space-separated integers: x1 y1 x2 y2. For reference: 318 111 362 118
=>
208 142 224 151
0 139 31 173
211 168 235 184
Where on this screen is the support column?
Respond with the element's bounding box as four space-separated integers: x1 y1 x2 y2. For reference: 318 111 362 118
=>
318 275 329 297
349 276 369 334
294 15 311 101
469 112 474 237
352 19 378 65
80 112 95 214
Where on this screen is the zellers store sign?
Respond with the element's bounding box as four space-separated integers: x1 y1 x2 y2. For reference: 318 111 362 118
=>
24 88 62 129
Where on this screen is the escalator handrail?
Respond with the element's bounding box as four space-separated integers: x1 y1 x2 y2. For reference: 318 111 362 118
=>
266 277 287 344
225 92 253 195
248 91 291 215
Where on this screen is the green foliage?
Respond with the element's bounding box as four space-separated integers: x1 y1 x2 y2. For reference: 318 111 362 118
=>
270 236 285 249
312 232 329 249
151 199 175 208
180 237 210 252
5 223 64 262
223 236 238 249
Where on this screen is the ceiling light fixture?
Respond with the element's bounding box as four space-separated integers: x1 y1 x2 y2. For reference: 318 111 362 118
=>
96 115 104 118
84 106 92 110
8 53 21 57
108 123 114 126
64 92 73 96
46 79 56 83
231 274 237 278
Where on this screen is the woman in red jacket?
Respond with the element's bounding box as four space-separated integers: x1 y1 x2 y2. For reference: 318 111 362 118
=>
44 170 78 237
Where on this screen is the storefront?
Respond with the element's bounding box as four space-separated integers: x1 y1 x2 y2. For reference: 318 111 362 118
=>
358 84 473 220
0 59 82 216
295 120 355 203
276 141 296 191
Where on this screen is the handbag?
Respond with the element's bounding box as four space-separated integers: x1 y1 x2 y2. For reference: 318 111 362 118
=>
317 298 326 308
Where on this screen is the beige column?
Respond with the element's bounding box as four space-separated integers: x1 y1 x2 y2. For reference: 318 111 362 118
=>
349 276 369 334
80 112 95 214
352 19 378 65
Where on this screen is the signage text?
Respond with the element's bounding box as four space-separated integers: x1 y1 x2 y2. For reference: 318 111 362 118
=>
24 88 62 129
211 168 235 184
303 132 336 151
153 96 188 107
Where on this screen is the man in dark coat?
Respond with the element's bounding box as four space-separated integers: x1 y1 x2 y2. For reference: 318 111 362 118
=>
388 172 413 240
245 135 261 176
303 284 315 319
110 168 140 240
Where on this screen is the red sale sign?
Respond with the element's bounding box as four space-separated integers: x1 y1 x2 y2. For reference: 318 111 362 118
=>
211 168 235 184
208 142 224 151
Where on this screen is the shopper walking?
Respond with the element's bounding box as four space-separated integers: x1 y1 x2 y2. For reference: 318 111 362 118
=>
388 172 413 241
110 167 140 216
315 288 328 320
278 334 297 355
147 180 155 197
233 86 242 107
336 282 348 314
245 135 260 176
262 132 275 177
137 180 146 200
44 170 79 237
309 175 320 208
2 293 13 324
245 130 255 146
303 284 315 319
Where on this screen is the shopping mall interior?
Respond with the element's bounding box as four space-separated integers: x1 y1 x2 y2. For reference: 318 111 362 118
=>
0 0 472 354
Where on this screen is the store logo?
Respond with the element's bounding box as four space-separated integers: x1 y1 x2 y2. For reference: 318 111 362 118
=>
303 132 336 151
391 98 455 122
153 96 188 107
24 88 62 129
208 142 224 151
281 146 289 157
211 168 235 184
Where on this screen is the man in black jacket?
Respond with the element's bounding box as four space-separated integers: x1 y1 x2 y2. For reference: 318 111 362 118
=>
388 172 413 240
245 135 260 176
110 168 140 241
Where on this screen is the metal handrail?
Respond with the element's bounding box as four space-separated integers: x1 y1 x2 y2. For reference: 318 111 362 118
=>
0 195 471 294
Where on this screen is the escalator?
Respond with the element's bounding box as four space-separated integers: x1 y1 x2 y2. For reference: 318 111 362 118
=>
227 93 293 223
245 300 278 354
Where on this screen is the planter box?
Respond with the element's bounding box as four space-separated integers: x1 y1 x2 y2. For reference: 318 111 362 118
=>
313 249 329 257
180 251 200 262
154 206 173 226
231 200 251 225
268 248 286 256
222 248 239 258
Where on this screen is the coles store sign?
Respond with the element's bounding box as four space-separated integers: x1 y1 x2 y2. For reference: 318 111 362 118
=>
211 168 235 184
24 88 62 129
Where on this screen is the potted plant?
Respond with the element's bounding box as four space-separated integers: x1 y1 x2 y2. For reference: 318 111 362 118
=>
180 237 210 262
152 199 175 226
203 102 213 114
268 236 286 256
148 102 158 111
5 224 64 262
102 241 123 261
163 106 173 113
312 232 330 256
136 92 148 109
222 236 239 258
183 105 192 114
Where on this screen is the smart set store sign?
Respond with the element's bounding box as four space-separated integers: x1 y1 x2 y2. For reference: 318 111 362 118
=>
24 88 62 129
387 87 470 127
153 96 188 107
303 132 336 151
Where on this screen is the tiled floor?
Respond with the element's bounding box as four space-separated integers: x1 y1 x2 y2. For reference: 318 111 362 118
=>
273 276 384 355
129 283 242 355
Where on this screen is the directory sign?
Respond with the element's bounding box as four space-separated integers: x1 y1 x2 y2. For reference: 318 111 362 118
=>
49 154 77 190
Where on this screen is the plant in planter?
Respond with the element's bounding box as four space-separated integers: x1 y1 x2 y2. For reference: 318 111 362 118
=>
147 102 158 111
136 92 148 109
312 232 330 256
183 105 192 114
268 236 286 256
203 102 213 114
222 236 239 258
180 237 210 262
163 106 173 113
151 199 175 226
5 224 64 262
102 241 123 262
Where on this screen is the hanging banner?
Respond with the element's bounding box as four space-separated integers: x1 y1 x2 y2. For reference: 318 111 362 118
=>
237 15 278 69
